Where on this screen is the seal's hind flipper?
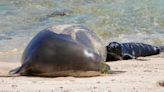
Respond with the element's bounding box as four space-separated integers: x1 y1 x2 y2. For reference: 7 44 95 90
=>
0 67 21 77
9 66 22 75
9 59 30 76
159 46 164 52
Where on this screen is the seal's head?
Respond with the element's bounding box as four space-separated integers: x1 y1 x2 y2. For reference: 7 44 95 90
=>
106 42 122 61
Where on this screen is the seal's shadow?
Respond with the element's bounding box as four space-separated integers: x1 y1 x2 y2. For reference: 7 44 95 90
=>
136 58 150 61
107 70 126 74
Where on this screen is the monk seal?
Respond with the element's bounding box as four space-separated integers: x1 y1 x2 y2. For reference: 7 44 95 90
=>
10 24 110 77
106 42 164 61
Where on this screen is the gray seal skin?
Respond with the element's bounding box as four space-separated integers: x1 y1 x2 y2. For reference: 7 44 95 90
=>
10 24 109 77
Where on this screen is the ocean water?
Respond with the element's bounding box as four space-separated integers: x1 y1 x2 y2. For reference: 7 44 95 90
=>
0 0 164 52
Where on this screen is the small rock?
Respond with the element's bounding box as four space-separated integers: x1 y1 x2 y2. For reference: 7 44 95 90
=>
11 84 18 88
158 81 164 87
63 90 70 92
143 70 152 72
97 81 100 84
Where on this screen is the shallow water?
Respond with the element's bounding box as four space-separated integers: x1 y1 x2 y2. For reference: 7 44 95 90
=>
0 0 164 52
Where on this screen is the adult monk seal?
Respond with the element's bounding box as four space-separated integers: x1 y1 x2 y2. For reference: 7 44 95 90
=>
106 42 164 61
10 24 110 77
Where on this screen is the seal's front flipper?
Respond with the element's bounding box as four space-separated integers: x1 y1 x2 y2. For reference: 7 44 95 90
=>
122 54 135 60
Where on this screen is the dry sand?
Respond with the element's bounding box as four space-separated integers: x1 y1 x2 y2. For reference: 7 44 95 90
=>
0 53 164 92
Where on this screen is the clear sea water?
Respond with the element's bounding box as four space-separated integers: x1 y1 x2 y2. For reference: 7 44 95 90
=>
0 0 164 52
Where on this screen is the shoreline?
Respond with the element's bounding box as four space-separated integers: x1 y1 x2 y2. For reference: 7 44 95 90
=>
0 53 164 92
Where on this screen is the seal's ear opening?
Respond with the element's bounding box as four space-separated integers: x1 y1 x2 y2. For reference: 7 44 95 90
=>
106 42 122 61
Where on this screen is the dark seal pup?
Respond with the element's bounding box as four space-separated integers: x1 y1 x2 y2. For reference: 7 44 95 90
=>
10 24 110 77
106 42 164 61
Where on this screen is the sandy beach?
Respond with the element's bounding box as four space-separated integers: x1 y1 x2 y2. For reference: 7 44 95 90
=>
0 0 164 92
0 53 163 92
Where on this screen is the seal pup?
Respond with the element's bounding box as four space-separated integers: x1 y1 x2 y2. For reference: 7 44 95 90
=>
106 42 164 61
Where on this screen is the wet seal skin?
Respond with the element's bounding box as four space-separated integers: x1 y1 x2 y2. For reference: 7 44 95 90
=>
9 24 110 77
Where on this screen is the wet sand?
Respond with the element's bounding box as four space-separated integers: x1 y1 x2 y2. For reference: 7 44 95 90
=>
0 53 164 92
